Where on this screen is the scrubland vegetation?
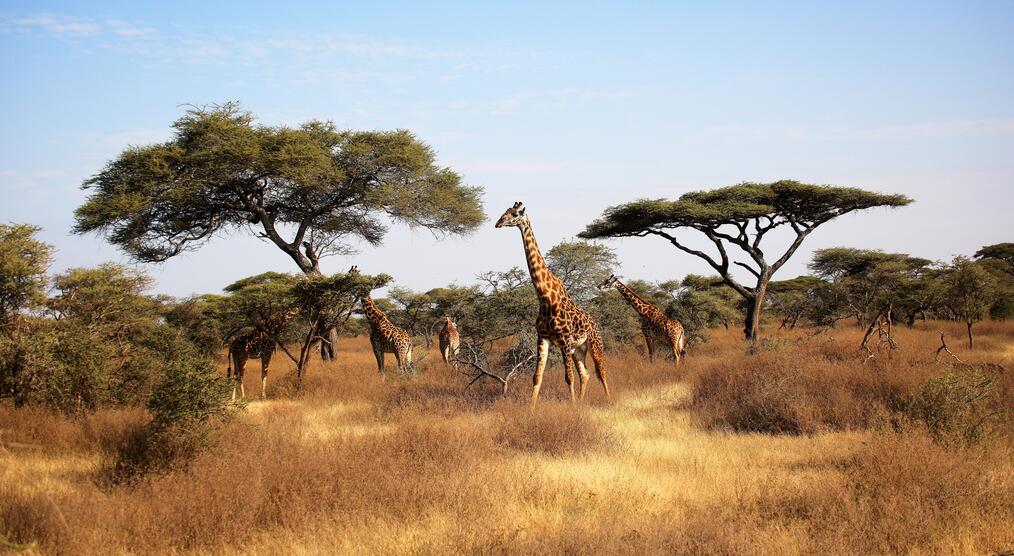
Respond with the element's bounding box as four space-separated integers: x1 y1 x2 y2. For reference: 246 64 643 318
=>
2 108 1012 553
2 322 1011 555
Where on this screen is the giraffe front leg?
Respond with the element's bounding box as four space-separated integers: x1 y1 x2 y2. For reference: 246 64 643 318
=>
573 342 590 401
643 330 655 363
561 348 576 403
531 337 550 404
260 351 272 400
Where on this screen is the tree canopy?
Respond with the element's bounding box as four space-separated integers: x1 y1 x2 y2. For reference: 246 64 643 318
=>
974 242 1014 275
0 223 52 328
545 240 618 303
580 180 912 341
74 103 485 273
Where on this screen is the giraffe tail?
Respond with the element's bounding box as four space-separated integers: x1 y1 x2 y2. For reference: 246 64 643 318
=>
226 347 233 379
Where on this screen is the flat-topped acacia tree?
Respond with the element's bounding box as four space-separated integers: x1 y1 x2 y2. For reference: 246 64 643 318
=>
75 103 484 272
74 103 484 352
579 180 912 342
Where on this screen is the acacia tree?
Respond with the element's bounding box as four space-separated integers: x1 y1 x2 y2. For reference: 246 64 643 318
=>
544 240 618 303
809 248 932 326
975 242 1014 276
940 256 997 349
580 180 911 341
74 104 485 352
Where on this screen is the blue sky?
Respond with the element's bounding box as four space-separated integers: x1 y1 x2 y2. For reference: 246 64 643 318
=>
2 1 1012 297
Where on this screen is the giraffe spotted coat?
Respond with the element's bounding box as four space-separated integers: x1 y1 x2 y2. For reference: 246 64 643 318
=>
601 274 686 366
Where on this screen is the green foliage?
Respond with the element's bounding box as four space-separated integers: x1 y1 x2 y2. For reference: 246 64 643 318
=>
545 240 618 303
162 295 224 356
906 368 1000 446
48 263 157 326
808 248 935 327
666 275 741 344
588 289 647 348
75 103 484 273
939 257 997 347
579 180 912 341
974 242 1014 275
580 180 911 239
217 272 298 339
464 268 537 343
292 269 390 339
0 223 52 328
144 328 233 427
107 328 235 483
1 263 224 412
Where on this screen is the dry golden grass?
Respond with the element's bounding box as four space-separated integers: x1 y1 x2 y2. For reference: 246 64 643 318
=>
1 322 1012 555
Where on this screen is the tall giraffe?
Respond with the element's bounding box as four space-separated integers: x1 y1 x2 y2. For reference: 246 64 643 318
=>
599 274 686 366
349 266 413 373
226 307 297 400
495 202 610 403
438 316 460 366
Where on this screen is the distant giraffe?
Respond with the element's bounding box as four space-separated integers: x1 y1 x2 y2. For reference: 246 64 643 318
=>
438 316 460 366
599 274 686 366
226 308 297 400
495 201 610 403
349 266 413 373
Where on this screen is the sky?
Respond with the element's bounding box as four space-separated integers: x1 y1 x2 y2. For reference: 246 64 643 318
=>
1 1 1012 298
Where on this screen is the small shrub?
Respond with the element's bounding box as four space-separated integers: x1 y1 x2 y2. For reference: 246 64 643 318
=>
906 367 1000 445
105 329 234 483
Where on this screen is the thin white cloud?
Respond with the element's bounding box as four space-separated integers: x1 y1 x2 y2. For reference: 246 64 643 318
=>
4 15 101 37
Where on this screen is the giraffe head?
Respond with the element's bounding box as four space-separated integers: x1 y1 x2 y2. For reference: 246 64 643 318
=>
495 201 528 229
598 273 619 291
348 265 360 275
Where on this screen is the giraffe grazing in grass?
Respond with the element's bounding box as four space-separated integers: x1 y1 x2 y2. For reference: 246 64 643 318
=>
599 274 686 366
226 308 297 400
495 201 610 403
438 316 460 366
349 266 413 373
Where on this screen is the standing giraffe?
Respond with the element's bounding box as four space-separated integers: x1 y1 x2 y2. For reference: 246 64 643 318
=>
599 274 686 366
349 266 414 373
226 308 297 400
438 316 460 366
495 201 610 403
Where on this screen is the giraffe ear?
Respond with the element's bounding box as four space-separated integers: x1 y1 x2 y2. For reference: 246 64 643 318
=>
518 206 526 216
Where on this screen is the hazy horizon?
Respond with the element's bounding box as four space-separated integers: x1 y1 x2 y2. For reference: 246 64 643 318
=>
2 1 1012 297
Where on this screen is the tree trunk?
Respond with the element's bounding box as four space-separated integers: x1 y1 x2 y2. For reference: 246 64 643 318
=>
743 292 763 343
966 321 974 350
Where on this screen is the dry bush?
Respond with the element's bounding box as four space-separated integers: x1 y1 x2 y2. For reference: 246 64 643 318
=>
1 323 1012 555
687 325 1013 436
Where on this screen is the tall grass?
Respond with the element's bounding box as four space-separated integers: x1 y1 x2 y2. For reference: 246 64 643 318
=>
1 321 1011 554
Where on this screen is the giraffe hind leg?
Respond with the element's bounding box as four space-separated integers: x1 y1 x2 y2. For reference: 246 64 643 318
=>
590 335 610 401
573 341 590 401
561 348 576 402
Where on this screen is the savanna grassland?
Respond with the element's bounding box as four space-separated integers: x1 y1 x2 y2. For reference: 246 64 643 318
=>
2 322 1013 555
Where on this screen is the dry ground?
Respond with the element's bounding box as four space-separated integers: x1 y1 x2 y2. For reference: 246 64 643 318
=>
2 322 1012 555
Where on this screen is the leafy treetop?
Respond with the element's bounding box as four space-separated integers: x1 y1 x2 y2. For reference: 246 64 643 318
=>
74 103 485 273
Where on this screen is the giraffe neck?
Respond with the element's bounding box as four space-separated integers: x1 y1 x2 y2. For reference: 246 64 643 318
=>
361 294 388 326
518 220 560 301
614 280 659 318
